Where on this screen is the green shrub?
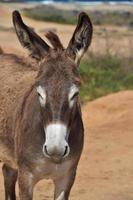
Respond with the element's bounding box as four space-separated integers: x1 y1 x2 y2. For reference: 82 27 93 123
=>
23 6 77 24
79 54 133 102
23 6 133 27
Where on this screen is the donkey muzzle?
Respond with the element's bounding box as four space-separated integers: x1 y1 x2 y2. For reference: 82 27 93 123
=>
43 144 70 162
43 123 70 162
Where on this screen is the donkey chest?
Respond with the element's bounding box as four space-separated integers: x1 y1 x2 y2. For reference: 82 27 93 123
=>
33 158 74 180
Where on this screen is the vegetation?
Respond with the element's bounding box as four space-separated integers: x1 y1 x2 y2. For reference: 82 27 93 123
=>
23 6 77 24
23 5 133 27
79 53 133 102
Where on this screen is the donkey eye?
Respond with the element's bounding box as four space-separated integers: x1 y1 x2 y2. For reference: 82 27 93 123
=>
37 93 44 101
36 85 46 107
69 85 79 108
37 92 42 98
70 91 79 100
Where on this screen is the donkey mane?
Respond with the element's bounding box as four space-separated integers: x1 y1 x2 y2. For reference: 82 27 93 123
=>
45 31 64 50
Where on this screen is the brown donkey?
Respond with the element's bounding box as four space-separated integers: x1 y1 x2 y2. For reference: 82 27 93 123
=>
0 11 93 200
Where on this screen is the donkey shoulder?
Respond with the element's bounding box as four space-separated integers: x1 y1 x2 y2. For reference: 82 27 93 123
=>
0 53 36 136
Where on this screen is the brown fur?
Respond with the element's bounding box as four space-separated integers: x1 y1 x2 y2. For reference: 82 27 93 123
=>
0 11 93 200
0 53 36 162
0 46 4 54
45 31 64 50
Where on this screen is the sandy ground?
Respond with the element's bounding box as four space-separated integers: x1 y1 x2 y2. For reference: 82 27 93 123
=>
0 3 133 200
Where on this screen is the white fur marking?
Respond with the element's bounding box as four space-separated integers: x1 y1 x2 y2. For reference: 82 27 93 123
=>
68 84 79 108
56 191 65 200
75 48 84 63
43 123 69 157
45 124 67 146
36 85 46 107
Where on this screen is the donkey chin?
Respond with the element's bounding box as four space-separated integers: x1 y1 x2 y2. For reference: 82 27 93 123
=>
42 123 70 163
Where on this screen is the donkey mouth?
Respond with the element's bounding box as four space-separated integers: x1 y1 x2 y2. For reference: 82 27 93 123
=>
51 156 63 164
43 145 68 164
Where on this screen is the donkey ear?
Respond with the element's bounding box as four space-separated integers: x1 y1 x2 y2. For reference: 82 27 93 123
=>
12 10 50 60
67 12 93 65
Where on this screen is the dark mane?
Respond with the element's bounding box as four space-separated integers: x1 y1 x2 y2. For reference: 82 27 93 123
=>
45 31 64 50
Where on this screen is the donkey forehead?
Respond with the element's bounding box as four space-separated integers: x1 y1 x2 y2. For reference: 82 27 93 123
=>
39 72 74 91
39 82 77 96
37 84 79 100
40 52 77 72
37 53 80 96
38 58 78 87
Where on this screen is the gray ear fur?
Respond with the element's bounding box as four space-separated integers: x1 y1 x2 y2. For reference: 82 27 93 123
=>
67 12 93 65
13 10 50 60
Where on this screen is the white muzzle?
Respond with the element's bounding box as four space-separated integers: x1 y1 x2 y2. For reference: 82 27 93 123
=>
43 123 70 161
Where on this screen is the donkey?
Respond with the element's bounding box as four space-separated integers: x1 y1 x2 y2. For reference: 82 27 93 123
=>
0 11 93 200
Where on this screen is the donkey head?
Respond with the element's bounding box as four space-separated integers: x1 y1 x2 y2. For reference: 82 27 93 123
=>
13 11 93 163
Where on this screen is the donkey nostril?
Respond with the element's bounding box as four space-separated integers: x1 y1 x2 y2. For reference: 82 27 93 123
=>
63 146 69 157
43 144 70 159
44 145 49 156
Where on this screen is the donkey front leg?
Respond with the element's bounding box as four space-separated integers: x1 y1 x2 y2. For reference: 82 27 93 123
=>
18 169 35 200
54 170 76 200
2 164 18 200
